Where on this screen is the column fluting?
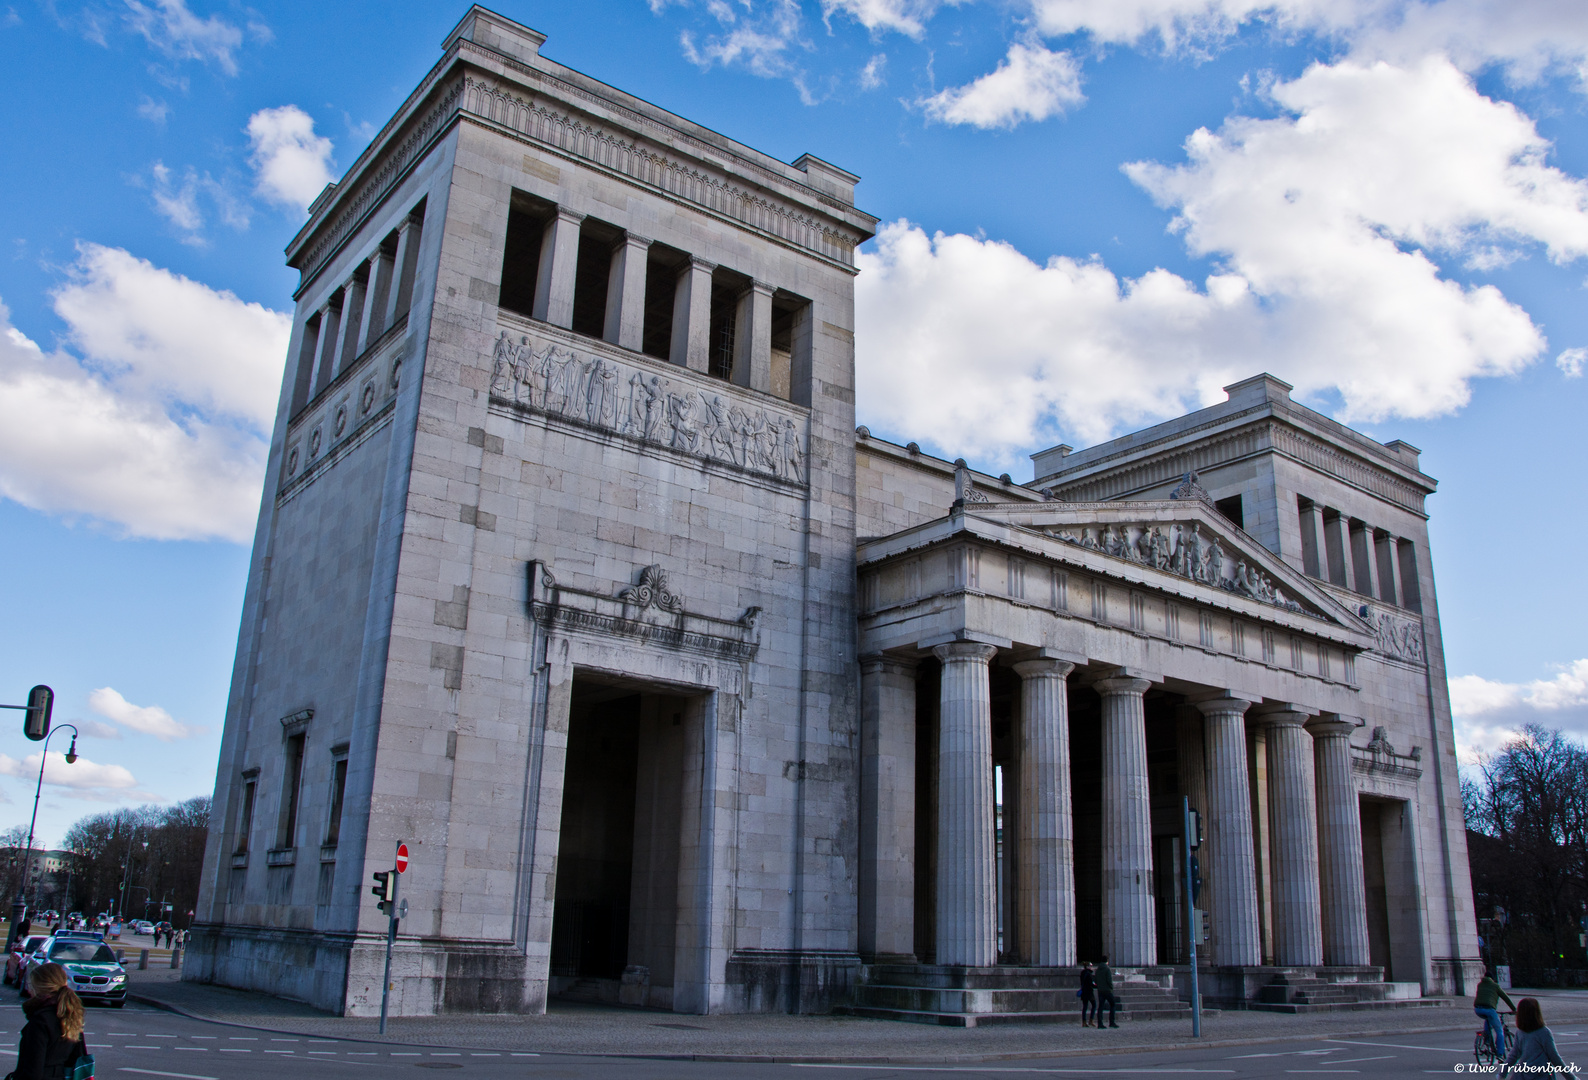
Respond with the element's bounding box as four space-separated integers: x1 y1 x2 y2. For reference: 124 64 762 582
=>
1310 715 1372 967
1013 658 1076 967
1261 708 1324 966
1195 695 1262 967
933 642 999 966
1096 675 1156 966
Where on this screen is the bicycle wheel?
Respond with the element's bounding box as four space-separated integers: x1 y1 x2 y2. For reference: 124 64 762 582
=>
1475 1030 1496 1067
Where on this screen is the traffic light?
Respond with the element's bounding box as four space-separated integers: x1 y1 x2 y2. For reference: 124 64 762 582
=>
23 685 52 742
1187 809 1203 850
371 871 394 913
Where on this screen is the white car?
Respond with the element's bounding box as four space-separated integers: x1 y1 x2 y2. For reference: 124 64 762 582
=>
131 921 155 936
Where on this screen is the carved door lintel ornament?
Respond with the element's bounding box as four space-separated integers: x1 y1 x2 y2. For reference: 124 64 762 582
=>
618 564 684 613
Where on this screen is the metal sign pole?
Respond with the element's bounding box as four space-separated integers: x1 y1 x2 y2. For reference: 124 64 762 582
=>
1184 796 1201 1038
378 855 400 1035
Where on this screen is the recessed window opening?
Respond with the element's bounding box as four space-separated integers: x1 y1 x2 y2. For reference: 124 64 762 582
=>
291 314 322 415
769 293 805 401
709 269 750 381
325 756 348 847
1215 495 1243 531
499 192 554 317
278 733 306 850
235 778 256 854
571 219 622 339
641 244 685 361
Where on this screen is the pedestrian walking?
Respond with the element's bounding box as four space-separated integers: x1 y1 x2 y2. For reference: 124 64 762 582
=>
6 963 88 1080
1506 997 1567 1076
1095 955 1120 1029
1079 961 1097 1027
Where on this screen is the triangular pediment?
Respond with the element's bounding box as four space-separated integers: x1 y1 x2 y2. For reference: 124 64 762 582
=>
958 499 1366 635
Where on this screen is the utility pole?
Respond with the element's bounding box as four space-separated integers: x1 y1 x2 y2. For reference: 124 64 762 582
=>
1183 796 1203 1039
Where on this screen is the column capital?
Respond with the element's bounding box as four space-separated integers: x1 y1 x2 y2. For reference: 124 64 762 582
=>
748 279 776 298
932 641 998 664
1011 658 1074 679
1190 693 1254 718
1093 675 1151 696
861 654 918 677
620 232 653 249
552 206 586 227
1251 703 1312 729
681 255 717 275
1306 713 1363 739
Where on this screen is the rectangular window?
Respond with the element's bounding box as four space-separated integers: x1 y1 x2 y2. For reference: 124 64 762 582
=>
290 314 321 416
640 246 684 360
325 757 348 847
1215 494 1244 530
278 733 306 850
1397 539 1423 612
708 277 739 380
235 779 256 854
498 195 550 317
570 220 620 338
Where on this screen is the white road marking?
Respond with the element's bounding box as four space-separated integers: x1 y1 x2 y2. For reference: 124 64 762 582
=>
1327 1057 1394 1064
1324 1039 1468 1053
117 1069 219 1080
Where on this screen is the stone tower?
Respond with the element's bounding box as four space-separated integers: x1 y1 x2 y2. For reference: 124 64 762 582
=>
190 6 878 1015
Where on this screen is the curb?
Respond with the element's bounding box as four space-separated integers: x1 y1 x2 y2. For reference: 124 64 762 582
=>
122 990 1503 1065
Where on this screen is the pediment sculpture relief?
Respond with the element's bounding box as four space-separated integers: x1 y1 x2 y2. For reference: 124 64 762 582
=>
1049 520 1306 614
489 330 805 485
1359 604 1426 664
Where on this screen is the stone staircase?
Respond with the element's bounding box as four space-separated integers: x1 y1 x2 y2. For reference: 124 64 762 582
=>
1250 970 1451 1013
838 964 1203 1027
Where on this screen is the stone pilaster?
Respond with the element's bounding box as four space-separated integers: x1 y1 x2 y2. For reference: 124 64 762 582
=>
1310 715 1371 967
1260 707 1323 966
933 642 999 967
1013 658 1075 967
859 655 917 962
1195 695 1262 967
671 257 715 374
1096 675 1156 966
605 233 652 351
532 207 584 328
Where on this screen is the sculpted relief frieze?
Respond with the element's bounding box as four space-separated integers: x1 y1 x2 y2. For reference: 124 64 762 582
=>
488 328 807 486
1049 520 1308 615
1359 603 1427 664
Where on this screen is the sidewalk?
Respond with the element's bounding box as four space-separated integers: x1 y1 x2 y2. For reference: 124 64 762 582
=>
123 968 1588 1064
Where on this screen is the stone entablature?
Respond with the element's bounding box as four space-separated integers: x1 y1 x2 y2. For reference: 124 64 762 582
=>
858 504 1372 697
286 12 875 293
487 316 810 489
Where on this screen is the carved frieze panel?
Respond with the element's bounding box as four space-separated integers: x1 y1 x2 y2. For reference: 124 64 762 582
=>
487 326 807 486
1046 520 1307 615
1359 604 1427 665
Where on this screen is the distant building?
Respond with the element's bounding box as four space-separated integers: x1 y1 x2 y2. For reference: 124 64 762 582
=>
192 6 1479 1020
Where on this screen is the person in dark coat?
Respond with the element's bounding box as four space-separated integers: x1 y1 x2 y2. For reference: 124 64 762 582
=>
1079 962 1098 1027
1095 955 1120 1029
6 963 87 1080
1506 997 1567 1076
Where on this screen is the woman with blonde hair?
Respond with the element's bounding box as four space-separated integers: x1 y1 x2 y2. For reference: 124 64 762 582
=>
6 963 88 1080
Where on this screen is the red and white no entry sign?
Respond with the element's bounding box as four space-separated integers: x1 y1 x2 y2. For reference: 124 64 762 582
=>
395 842 409 874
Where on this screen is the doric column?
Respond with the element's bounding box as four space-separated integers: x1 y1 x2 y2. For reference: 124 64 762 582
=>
1374 532 1402 607
383 211 424 329
532 207 584 328
333 271 367 376
1095 675 1156 966
1195 695 1262 967
604 233 651 351
355 257 386 354
1297 499 1324 579
1323 512 1354 591
1310 715 1371 967
1349 521 1378 597
932 642 999 967
671 257 715 373
859 656 917 962
1013 658 1075 967
1259 707 1323 966
733 280 775 393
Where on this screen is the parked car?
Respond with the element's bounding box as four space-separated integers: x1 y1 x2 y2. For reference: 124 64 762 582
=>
131 921 154 936
28 934 126 1007
3 935 48 987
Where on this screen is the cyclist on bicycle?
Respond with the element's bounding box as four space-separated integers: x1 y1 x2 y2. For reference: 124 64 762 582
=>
1475 966 1515 1056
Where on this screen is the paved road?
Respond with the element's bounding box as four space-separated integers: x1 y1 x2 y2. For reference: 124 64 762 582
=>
0 998 1579 1078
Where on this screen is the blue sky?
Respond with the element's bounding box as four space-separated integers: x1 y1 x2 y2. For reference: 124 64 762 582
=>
1 0 1586 845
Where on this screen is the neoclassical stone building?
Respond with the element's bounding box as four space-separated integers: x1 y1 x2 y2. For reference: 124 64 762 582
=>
190 6 1480 1019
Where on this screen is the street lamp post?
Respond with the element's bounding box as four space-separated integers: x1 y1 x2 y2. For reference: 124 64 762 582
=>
8 724 77 951
117 838 146 921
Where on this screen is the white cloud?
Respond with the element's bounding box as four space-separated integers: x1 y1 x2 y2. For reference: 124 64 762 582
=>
0 245 287 542
921 41 1084 128
246 105 336 213
87 688 200 741
821 0 954 39
148 162 202 236
681 0 805 79
0 750 138 793
1558 347 1586 378
137 97 170 125
857 56 1588 464
860 53 888 89
80 720 123 741
124 0 244 75
1449 660 1588 761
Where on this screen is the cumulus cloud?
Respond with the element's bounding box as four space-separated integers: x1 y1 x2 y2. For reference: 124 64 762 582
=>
821 0 954 39
0 750 139 794
88 688 201 741
1558 347 1586 378
1449 660 1588 761
124 0 244 75
921 41 1084 128
0 245 287 541
681 0 806 80
247 105 336 212
856 56 1587 464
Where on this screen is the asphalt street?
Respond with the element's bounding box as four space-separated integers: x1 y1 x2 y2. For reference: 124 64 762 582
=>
0 996 1580 1080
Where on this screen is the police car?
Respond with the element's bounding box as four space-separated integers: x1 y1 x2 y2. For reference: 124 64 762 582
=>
25 930 126 1007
